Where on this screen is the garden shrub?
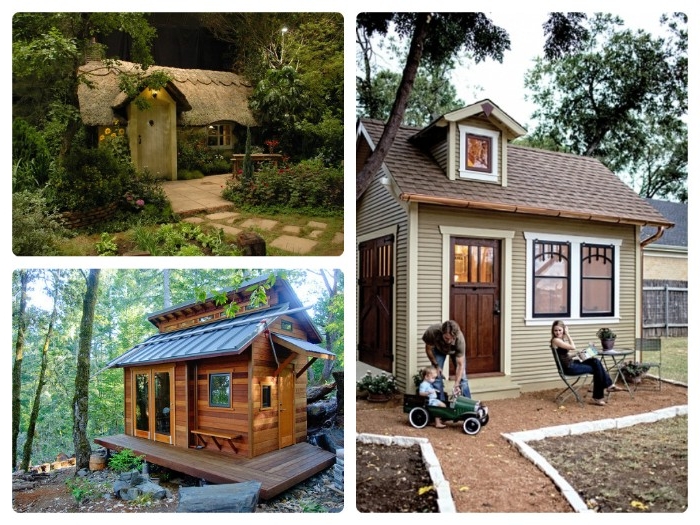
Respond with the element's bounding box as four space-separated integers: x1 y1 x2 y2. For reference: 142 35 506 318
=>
108 449 145 473
12 118 52 190
48 144 132 211
223 158 343 214
178 128 232 175
177 169 205 180
12 189 68 256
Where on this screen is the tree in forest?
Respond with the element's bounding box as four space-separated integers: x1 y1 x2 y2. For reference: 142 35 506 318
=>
12 270 31 471
355 12 511 198
72 269 101 471
525 12 687 201
312 269 344 384
21 271 61 471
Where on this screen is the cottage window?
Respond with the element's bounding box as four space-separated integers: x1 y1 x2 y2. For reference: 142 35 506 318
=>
458 124 499 181
209 373 231 407
525 232 621 323
261 384 272 409
207 123 232 148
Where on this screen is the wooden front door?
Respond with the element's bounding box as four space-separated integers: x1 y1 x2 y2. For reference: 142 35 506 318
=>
449 238 501 374
358 235 394 372
132 366 174 444
278 367 295 449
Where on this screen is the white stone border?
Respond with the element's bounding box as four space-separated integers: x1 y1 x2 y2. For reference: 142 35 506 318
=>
502 405 688 513
356 433 456 513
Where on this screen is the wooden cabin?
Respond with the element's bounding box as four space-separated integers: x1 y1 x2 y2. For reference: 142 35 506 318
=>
103 275 335 460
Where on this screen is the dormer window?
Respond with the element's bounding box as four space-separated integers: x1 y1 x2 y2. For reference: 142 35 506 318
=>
459 124 499 182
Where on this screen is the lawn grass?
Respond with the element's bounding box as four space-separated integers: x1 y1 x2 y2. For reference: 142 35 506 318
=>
660 336 687 383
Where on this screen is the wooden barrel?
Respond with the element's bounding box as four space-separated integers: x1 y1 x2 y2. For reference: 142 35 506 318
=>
89 453 106 471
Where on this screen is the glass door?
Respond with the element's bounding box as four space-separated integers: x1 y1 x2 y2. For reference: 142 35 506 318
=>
132 367 174 443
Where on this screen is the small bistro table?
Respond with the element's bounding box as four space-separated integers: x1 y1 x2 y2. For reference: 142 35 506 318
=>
600 349 636 398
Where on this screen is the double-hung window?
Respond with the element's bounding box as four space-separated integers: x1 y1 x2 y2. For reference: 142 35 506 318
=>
525 232 620 322
207 123 232 148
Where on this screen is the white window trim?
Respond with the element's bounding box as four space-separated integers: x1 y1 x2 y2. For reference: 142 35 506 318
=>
524 232 622 326
458 124 499 181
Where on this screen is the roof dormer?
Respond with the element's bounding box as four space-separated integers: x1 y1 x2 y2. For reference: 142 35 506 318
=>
410 99 527 186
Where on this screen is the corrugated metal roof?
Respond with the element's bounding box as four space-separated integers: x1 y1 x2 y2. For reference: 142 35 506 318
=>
108 303 290 368
272 333 336 360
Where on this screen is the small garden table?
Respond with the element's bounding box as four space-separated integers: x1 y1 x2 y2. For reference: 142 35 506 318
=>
600 349 636 398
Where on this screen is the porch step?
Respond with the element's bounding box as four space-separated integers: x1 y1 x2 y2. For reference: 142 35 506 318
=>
469 375 521 401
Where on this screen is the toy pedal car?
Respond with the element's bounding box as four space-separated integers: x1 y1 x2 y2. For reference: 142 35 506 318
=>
403 393 490 435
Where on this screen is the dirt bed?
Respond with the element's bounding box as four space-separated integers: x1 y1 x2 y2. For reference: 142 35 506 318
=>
356 382 688 512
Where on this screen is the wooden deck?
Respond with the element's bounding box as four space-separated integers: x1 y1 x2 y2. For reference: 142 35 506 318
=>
94 434 336 500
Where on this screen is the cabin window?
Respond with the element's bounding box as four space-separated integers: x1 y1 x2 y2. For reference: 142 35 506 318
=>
524 232 621 324
207 123 232 148
458 124 499 181
281 320 293 331
209 373 231 407
261 384 272 409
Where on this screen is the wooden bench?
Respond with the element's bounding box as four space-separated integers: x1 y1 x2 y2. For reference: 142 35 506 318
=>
191 429 243 453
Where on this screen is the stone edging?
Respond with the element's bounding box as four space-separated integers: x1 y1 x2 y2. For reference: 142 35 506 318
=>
356 433 456 513
502 404 688 513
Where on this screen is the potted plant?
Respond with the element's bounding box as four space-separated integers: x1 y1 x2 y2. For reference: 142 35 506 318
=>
619 361 651 384
357 371 398 402
596 327 617 350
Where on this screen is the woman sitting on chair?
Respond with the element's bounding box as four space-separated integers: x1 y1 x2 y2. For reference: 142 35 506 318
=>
551 320 621 406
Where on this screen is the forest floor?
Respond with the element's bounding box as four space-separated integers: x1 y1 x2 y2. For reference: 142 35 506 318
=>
356 380 688 513
12 462 343 513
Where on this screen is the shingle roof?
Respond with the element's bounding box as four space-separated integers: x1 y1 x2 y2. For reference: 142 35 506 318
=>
77 60 256 127
642 199 687 247
360 118 672 228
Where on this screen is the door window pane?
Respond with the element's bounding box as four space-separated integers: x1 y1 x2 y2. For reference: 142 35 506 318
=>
154 371 171 435
135 373 149 432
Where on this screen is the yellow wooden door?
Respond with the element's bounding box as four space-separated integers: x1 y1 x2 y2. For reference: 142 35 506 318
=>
279 367 295 448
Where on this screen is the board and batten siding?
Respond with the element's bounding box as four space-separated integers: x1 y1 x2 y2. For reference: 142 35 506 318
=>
415 204 640 390
357 170 409 387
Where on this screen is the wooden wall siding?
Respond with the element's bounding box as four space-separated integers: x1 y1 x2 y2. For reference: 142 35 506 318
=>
174 363 188 447
268 316 308 340
194 355 250 457
251 336 307 457
416 204 639 389
123 368 132 435
357 168 409 385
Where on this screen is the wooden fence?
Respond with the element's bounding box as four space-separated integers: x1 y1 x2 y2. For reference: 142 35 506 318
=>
642 280 688 338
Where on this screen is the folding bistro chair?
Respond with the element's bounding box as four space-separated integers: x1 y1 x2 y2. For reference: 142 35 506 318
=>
552 347 591 405
635 337 662 390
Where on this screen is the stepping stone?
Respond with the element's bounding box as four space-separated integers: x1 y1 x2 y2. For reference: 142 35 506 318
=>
332 232 344 244
269 235 317 254
307 221 327 229
205 211 239 221
282 225 302 235
210 223 242 236
240 218 278 230
308 230 324 239
183 217 205 224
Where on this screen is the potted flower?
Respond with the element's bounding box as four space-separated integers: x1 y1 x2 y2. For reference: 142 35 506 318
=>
596 327 617 350
357 371 398 402
619 361 651 384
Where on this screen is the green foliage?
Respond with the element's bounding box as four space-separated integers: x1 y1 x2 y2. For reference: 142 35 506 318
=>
130 223 239 256
357 371 398 395
108 448 145 473
223 158 343 215
48 144 133 211
12 118 52 190
95 233 118 256
177 129 231 175
177 169 205 180
12 188 68 256
66 476 98 503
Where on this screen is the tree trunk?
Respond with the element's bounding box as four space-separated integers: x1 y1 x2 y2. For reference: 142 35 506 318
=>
356 13 431 198
332 371 344 424
72 269 101 471
12 270 30 471
163 269 171 308
21 278 59 471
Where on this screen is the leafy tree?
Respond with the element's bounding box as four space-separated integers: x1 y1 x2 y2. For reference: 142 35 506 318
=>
72 269 101 471
310 270 344 384
355 12 511 198
525 13 687 200
12 270 30 470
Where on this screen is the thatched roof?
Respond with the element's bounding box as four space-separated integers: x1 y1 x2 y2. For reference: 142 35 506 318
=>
77 60 256 127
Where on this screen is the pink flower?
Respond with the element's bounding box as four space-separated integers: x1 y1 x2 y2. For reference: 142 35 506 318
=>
136 199 145 207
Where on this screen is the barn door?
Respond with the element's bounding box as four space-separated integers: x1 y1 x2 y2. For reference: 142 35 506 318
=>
358 235 394 372
132 366 174 444
449 238 501 374
278 367 295 448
